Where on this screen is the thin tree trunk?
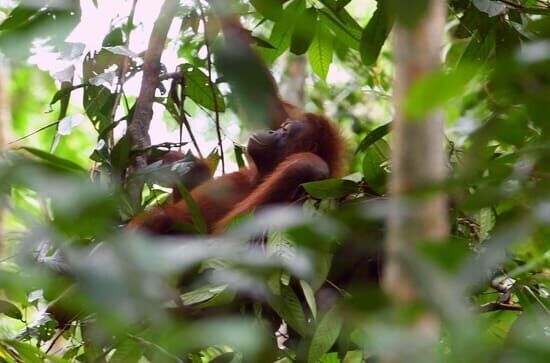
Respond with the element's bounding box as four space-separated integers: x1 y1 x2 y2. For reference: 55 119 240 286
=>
384 0 448 359
126 0 178 159
385 0 448 302
125 0 178 204
0 58 10 255
280 55 307 108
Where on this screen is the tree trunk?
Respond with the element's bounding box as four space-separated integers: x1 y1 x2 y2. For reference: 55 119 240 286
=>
125 0 178 205
385 0 447 302
280 55 307 108
383 0 448 359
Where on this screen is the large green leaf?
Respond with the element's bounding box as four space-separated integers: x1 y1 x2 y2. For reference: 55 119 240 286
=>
303 179 359 199
109 338 143 363
0 6 42 30
318 10 360 50
261 0 306 61
404 68 474 119
308 25 334 80
270 285 309 336
0 3 81 60
290 8 318 55
360 3 393 65
251 0 283 20
20 147 86 173
307 306 343 363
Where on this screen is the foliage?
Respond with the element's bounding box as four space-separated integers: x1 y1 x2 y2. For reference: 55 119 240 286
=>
0 0 549 362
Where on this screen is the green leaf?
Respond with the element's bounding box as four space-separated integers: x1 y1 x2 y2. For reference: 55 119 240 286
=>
216 26 281 129
300 280 317 319
234 144 246 168
404 68 473 120
495 20 521 59
388 0 430 28
318 10 360 50
308 25 334 80
251 0 283 20
175 181 208 234
111 135 131 172
83 84 117 131
303 179 359 199
290 8 318 55
50 87 73 107
320 353 340 363
0 4 80 60
0 300 22 320
476 208 496 242
319 0 362 32
362 140 388 193
0 6 41 31
181 285 228 306
356 122 391 154
360 4 393 65
457 29 495 68
109 338 143 363
261 0 306 61
270 285 308 336
20 147 86 173
7 341 44 363
335 0 352 11
181 64 226 112
308 306 343 363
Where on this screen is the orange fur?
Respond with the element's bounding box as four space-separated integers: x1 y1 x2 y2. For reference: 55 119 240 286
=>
128 108 345 235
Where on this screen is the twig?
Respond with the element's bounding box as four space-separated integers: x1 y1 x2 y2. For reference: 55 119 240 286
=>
158 71 183 81
196 0 225 173
476 302 523 313
109 0 138 148
127 333 184 362
177 69 204 158
499 0 550 11
7 121 59 145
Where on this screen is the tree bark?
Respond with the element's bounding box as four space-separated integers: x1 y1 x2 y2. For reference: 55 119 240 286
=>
280 55 307 108
125 0 178 204
126 0 179 167
384 0 448 303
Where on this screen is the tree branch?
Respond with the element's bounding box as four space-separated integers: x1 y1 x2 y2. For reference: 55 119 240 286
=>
125 0 179 205
126 0 179 169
